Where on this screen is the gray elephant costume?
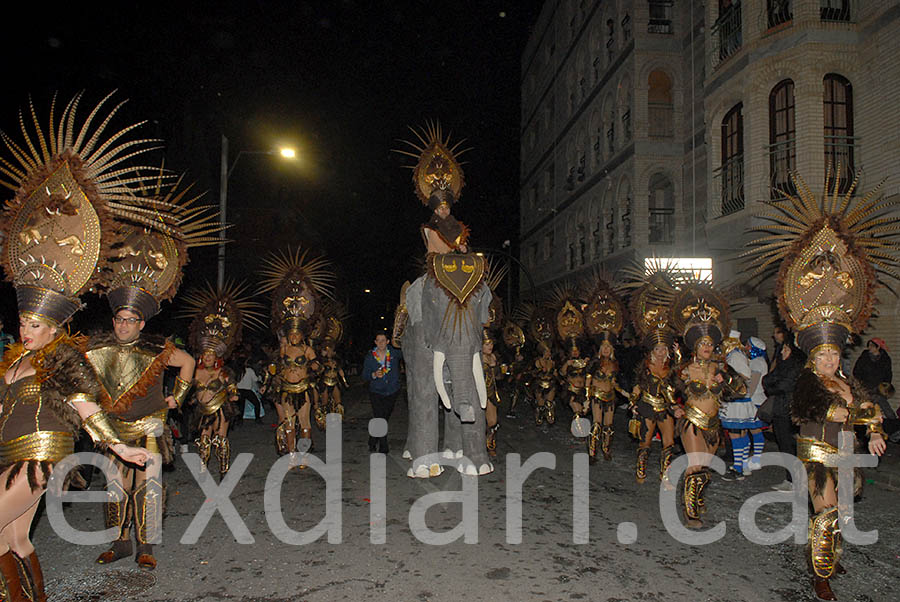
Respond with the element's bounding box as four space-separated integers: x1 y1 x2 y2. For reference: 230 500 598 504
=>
404 254 494 476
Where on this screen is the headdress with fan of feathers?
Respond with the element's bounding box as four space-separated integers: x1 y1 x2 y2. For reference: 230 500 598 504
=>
394 121 469 208
180 280 265 359
483 255 509 331
545 282 585 351
511 301 554 352
618 257 679 349
318 299 351 349
0 92 168 326
105 168 224 320
578 269 627 344
742 168 900 354
668 276 732 353
259 247 336 337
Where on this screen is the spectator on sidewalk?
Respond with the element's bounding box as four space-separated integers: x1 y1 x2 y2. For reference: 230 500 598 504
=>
853 338 892 397
362 332 402 453
762 341 805 490
746 336 769 473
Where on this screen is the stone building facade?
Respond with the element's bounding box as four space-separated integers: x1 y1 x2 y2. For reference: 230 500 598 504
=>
520 0 900 374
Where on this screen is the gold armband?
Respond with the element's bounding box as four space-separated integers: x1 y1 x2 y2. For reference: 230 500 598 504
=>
171 376 191 409
82 411 125 446
66 393 95 405
850 405 881 425
825 402 843 422
867 423 887 437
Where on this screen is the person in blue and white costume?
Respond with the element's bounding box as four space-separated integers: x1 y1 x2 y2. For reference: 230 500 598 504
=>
720 330 760 480
745 336 769 472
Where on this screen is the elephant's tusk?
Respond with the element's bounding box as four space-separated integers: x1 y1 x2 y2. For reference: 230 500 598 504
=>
473 352 488 410
433 351 452 410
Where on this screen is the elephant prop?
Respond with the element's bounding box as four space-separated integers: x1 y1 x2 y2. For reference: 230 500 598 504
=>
402 253 494 477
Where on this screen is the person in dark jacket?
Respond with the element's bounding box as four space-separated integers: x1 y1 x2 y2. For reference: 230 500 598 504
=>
853 338 892 395
362 332 403 453
762 341 805 490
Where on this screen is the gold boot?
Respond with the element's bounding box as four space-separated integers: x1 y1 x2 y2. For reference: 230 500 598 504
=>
809 507 841 580
587 423 601 464
545 400 556 425
275 416 295 456
195 434 212 471
486 424 499 457
314 403 327 430
636 447 650 483
601 425 614 461
534 404 544 426
0 550 27 602
215 435 232 476
22 552 46 602
659 445 676 486
682 470 706 528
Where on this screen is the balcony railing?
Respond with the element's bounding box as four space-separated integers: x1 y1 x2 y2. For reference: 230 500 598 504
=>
714 154 745 216
825 135 858 194
649 209 674 244
648 1 674 33
712 2 743 69
648 103 674 138
820 0 854 22
767 138 797 199
767 0 792 29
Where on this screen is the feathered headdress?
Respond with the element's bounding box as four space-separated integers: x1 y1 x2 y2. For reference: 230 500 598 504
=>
259 247 336 337
181 280 265 358
0 92 166 326
579 270 626 344
619 258 678 349
484 256 509 330
743 168 899 355
669 280 731 353
106 172 222 320
394 121 469 208
547 283 584 352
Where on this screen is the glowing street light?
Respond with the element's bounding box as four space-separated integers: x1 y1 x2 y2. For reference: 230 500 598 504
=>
280 147 296 159
364 289 371 293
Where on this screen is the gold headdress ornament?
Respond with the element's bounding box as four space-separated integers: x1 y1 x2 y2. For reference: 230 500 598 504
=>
547 283 584 352
259 247 336 337
512 301 554 351
669 279 732 353
0 92 167 326
181 280 265 358
619 257 678 349
319 299 350 348
743 168 899 355
106 172 223 320
579 270 626 344
394 121 469 207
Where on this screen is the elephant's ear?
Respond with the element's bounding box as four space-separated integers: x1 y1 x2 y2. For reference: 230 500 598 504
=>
406 276 425 325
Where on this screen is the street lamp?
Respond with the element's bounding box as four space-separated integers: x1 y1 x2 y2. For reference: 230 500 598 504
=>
218 135 297 288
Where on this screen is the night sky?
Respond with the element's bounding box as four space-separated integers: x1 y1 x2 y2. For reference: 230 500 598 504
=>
0 1 543 348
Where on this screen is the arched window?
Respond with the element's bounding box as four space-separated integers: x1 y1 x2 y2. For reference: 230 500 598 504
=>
648 70 674 138
719 103 744 215
649 173 675 243
823 74 854 193
769 79 796 198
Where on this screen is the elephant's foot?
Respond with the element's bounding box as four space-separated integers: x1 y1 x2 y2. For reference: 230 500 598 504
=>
408 463 445 479
402 449 412 460
442 448 463 459
457 403 475 423
457 461 494 476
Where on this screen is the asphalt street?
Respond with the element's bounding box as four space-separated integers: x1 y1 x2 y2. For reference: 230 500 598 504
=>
34 384 900 601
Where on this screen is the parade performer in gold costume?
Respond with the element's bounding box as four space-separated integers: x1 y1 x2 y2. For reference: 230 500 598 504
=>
259 249 335 465
0 93 153 599
580 274 627 463
182 282 263 478
744 170 891 600
622 261 680 484
316 303 350 420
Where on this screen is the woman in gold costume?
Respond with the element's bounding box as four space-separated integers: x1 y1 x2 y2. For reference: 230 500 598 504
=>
669 281 734 528
0 93 157 600
744 171 891 601
259 249 335 463
530 343 557 426
481 330 502 456
184 282 263 478
581 275 627 463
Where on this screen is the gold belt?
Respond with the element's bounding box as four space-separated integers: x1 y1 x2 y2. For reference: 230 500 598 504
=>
0 431 74 464
797 437 840 467
110 409 168 443
199 390 228 415
323 377 339 387
282 380 310 394
591 388 615 401
642 392 668 413
684 404 719 431
538 379 552 390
